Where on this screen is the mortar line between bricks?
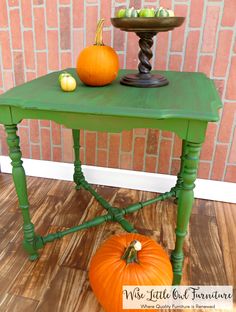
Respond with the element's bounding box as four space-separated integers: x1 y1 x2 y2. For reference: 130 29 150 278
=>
205 4 224 177
6 2 15 88
215 17 236 180
179 0 190 71
196 0 208 71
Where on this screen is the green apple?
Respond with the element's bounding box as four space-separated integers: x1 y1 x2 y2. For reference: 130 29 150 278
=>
58 72 71 84
116 8 126 18
139 8 155 17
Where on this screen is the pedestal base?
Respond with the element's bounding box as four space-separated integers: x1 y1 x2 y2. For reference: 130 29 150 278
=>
120 73 169 88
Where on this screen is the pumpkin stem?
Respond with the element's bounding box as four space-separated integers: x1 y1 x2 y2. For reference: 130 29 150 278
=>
122 240 142 264
95 19 105 46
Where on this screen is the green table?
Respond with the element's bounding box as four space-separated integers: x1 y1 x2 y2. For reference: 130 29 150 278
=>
0 69 222 285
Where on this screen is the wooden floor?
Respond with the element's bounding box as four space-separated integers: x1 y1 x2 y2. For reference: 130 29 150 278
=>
0 173 235 312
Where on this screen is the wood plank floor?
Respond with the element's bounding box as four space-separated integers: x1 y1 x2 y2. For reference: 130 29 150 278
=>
0 173 235 312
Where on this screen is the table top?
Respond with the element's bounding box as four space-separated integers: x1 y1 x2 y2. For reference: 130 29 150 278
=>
0 69 222 122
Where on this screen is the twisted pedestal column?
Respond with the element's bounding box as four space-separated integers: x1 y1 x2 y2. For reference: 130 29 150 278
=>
120 32 169 88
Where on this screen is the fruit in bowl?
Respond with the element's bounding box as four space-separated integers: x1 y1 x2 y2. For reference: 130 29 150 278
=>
116 6 175 18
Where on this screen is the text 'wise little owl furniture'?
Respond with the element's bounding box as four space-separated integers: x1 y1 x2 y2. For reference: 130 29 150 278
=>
0 68 222 285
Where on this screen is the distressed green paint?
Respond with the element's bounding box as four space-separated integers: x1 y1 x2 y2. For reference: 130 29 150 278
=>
171 141 202 285
4 125 40 260
0 69 222 285
0 106 12 124
0 69 222 122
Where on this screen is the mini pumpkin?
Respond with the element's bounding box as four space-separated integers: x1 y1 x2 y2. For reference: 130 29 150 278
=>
89 233 173 312
76 19 119 86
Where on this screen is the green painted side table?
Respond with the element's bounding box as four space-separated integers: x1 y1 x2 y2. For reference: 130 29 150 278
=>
0 69 222 285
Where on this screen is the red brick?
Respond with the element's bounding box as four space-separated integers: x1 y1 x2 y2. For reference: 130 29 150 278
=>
229 128 236 163
160 0 172 8
120 153 132 170
201 6 220 53
222 0 236 27
169 55 182 71
0 0 8 27
118 54 124 69
24 31 35 70
61 52 72 69
134 129 146 136
198 162 211 179
85 132 96 165
184 31 200 72
60 7 71 50
33 0 44 4
80 129 84 147
108 133 120 168
85 5 98 46
97 132 108 149
225 165 236 182
8 0 18 6
101 0 111 27
34 7 46 50
121 130 133 152
63 128 73 162
18 127 30 158
145 155 157 173
41 128 51 161
13 52 24 86
31 144 41 159
162 131 172 138
200 123 217 161
20 120 28 126
126 32 139 69
36 52 47 77
73 29 84 67
158 139 172 174
53 146 62 162
214 79 225 99
51 122 61 145
103 30 112 46
218 102 236 143
60 0 70 4
190 0 204 27
40 120 50 127
211 144 228 180
173 135 182 157
133 137 145 171
214 30 233 77
146 129 159 155
80 147 85 164
198 56 213 77
26 72 36 82
48 30 59 70
29 120 40 143
114 27 125 51
73 0 84 28
3 71 14 90
46 0 57 28
0 32 12 69
226 56 236 100
171 4 187 52
21 0 32 28
97 149 108 167
0 126 8 155
171 159 180 175
155 32 169 70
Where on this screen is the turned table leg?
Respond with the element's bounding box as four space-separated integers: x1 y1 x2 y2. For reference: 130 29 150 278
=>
5 124 40 260
72 129 85 189
174 140 188 200
171 141 202 285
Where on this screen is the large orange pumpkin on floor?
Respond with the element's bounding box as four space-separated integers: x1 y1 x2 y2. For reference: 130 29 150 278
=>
89 233 173 312
76 19 119 86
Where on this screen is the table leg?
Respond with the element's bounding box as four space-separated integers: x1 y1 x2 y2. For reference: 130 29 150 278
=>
5 124 40 260
174 140 188 200
171 141 202 285
72 129 85 189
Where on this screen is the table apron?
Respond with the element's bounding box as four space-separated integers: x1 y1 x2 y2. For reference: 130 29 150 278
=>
8 107 207 142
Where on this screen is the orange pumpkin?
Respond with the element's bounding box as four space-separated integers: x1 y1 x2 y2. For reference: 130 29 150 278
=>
76 19 119 86
89 233 173 312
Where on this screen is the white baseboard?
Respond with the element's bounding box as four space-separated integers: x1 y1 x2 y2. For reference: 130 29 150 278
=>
0 156 235 203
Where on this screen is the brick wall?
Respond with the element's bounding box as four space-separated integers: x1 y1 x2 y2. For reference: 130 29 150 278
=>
0 0 235 182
